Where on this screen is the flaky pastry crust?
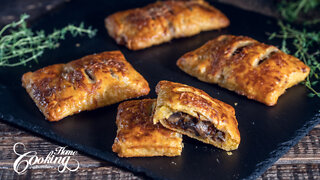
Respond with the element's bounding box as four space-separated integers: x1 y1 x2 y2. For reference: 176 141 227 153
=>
177 35 310 106
22 51 150 121
153 80 240 151
112 99 183 157
105 0 229 50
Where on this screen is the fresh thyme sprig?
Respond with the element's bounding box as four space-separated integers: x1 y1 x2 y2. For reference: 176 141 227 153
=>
268 21 320 97
277 0 320 24
0 14 97 67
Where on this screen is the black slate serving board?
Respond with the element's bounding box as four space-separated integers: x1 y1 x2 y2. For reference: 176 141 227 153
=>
1 0 319 179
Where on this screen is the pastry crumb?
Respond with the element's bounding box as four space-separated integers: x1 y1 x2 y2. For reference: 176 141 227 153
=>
234 102 238 106
227 151 232 156
171 161 177 165
75 43 81 47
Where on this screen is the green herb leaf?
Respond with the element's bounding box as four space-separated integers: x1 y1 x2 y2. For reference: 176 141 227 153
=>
278 0 320 24
0 14 97 67
308 93 315 97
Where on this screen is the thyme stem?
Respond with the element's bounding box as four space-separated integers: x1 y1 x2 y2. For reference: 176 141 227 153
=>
0 14 97 67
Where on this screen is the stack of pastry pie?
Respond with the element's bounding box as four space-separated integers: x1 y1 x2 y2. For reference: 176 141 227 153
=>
105 0 309 157
21 0 310 158
112 80 241 157
20 50 241 157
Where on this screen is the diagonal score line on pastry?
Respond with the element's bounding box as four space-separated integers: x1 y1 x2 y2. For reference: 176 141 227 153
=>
22 51 150 121
105 0 229 50
112 99 183 157
153 80 240 151
177 35 310 106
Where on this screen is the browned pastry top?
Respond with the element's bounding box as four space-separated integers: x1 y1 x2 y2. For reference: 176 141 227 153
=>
177 35 310 106
22 51 150 121
105 0 229 50
115 99 179 142
112 99 183 157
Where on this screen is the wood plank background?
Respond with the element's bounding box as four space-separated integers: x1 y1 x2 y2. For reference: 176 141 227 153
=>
0 121 319 179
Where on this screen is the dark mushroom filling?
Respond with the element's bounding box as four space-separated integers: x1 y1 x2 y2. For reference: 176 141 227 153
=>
165 112 225 142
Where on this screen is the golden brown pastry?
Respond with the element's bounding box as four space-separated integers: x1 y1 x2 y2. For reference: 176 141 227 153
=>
22 51 150 121
177 35 310 106
112 99 183 157
105 0 229 50
153 80 240 151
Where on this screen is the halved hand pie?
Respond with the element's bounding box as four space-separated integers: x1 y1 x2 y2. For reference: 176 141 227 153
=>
112 99 183 157
22 51 150 121
153 80 240 151
177 35 310 106
105 0 229 50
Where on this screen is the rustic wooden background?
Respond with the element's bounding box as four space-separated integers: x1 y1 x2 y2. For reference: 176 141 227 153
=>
0 121 319 179
1 0 320 179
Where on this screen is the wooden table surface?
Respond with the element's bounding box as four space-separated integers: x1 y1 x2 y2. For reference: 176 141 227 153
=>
0 120 319 179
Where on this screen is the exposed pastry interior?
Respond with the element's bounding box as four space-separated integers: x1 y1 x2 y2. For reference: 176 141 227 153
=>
153 80 240 151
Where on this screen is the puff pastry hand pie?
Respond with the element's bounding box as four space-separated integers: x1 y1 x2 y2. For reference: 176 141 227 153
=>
105 0 229 50
153 80 240 151
22 51 150 121
177 35 310 106
112 99 183 157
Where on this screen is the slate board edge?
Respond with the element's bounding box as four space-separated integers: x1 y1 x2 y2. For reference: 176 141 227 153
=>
1 108 320 180
244 112 320 180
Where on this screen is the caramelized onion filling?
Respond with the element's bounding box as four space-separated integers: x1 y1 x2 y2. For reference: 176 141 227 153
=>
166 112 225 142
